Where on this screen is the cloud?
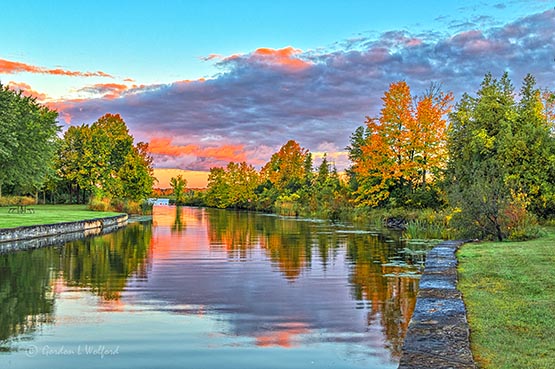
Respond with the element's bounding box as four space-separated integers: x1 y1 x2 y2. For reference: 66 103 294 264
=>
77 83 129 99
148 137 248 171
0 58 113 78
7 81 48 101
56 10 554 171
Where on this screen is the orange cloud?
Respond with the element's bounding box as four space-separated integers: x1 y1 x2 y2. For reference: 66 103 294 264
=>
0 58 113 78
148 137 247 163
7 81 48 101
223 46 312 71
253 47 312 70
78 82 129 99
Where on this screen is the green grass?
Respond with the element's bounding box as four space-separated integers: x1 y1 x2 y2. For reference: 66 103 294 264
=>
0 204 122 229
458 229 555 369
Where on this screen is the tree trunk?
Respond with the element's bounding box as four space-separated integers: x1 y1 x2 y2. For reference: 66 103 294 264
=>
495 222 503 242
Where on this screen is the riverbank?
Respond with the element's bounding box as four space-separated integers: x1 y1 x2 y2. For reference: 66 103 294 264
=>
458 229 555 368
0 204 121 229
0 205 128 253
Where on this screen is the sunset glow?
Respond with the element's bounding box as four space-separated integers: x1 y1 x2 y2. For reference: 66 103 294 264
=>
1 0 553 188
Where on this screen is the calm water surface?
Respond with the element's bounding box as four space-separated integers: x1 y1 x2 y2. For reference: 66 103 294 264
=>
0 207 428 369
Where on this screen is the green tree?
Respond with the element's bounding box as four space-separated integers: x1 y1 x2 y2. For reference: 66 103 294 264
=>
56 113 155 203
345 125 370 192
205 162 259 209
170 174 187 204
447 72 549 240
500 74 555 217
0 83 60 197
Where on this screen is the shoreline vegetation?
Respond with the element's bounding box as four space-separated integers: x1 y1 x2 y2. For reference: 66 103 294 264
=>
2 74 554 242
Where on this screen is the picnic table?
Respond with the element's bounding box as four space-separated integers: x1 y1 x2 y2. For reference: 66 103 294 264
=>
8 205 34 214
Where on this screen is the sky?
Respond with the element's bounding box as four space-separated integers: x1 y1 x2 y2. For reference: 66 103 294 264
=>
1 0 554 187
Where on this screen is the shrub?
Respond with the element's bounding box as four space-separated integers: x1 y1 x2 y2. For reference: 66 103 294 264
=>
0 196 36 206
89 197 111 212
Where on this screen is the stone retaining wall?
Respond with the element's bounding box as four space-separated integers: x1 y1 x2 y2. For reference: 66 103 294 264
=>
398 240 476 369
0 214 128 253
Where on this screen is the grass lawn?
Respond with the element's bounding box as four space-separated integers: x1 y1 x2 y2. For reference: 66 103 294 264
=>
458 229 555 369
0 204 122 229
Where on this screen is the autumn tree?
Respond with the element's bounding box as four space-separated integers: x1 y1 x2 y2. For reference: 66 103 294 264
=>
351 81 452 207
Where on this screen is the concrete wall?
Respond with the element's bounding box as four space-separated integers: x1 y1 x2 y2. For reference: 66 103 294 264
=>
0 214 128 253
398 240 476 369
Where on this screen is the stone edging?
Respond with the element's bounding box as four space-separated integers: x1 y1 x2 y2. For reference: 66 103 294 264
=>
0 214 128 253
398 240 476 369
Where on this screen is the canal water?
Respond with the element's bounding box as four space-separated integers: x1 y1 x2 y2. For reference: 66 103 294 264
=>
0 206 429 369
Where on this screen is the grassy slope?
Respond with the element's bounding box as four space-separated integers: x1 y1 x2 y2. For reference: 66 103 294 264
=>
0 204 121 229
458 229 555 369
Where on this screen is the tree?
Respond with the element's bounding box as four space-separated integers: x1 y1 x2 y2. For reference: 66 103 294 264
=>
261 140 309 192
500 74 555 217
56 113 155 202
120 142 156 201
205 162 259 209
447 72 551 240
170 175 187 205
0 83 60 197
345 125 370 192
352 81 452 207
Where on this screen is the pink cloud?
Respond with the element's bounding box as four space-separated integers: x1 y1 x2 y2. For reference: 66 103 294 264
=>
7 81 48 101
0 58 113 78
222 46 312 72
148 137 248 164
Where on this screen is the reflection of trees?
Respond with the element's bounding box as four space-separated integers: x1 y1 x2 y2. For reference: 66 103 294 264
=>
204 209 421 358
206 209 316 279
60 222 152 300
206 209 260 259
346 234 418 359
0 222 152 348
171 206 186 233
0 248 56 347
258 220 314 281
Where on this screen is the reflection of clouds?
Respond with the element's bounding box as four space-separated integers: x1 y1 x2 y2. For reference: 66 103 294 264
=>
140 207 415 358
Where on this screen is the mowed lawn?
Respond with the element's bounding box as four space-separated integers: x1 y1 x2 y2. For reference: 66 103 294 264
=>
458 229 555 369
0 204 122 229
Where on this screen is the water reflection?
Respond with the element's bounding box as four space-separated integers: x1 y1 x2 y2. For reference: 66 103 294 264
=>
0 222 151 349
1 206 425 368
146 207 420 359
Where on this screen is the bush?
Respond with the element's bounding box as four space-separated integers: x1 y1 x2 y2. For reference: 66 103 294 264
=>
0 196 36 206
89 197 111 212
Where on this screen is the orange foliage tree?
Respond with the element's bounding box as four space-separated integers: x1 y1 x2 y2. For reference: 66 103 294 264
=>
352 81 452 207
